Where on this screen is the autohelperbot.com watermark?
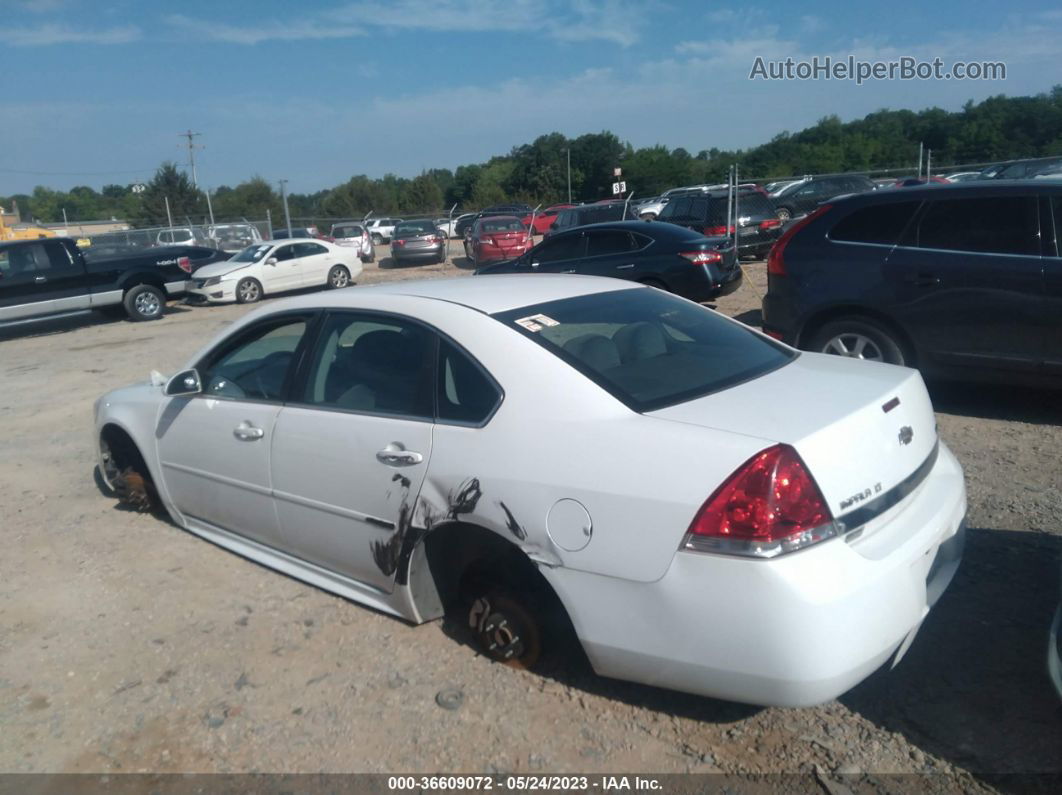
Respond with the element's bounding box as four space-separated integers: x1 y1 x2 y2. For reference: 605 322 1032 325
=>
749 55 1006 84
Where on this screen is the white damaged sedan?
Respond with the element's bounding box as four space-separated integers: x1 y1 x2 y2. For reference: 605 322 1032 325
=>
94 275 965 707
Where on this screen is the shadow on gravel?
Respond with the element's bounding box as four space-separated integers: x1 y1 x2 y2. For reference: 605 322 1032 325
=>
841 526 1062 789
928 382 1062 427
437 614 762 726
0 304 194 343
452 256 477 271
731 308 762 328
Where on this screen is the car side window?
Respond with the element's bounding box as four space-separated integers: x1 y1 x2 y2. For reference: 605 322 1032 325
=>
437 339 502 425
301 312 434 418
534 234 586 263
294 242 328 257
912 196 1039 256
829 202 921 245
4 243 51 274
273 245 296 261
198 317 309 402
43 241 78 271
586 230 636 256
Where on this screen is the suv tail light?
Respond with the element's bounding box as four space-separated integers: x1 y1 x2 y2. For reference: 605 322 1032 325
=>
767 204 832 276
704 225 736 236
177 256 192 273
680 250 724 265
683 444 839 558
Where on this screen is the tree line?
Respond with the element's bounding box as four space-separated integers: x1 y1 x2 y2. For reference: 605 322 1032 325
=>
4 87 1061 229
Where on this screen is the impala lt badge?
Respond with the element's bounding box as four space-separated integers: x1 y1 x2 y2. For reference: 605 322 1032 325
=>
898 426 914 446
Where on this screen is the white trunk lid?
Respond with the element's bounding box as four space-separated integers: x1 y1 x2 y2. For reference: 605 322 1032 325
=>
648 353 937 520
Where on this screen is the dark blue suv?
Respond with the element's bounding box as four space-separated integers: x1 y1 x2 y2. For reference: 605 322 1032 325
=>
761 181 1062 386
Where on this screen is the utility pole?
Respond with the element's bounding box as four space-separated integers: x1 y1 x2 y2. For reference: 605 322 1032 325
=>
566 147 572 204
179 130 203 188
917 141 924 180
278 179 293 237
926 149 932 180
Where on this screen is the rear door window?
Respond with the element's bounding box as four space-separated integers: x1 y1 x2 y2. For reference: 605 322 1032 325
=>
586 230 636 256
534 233 586 263
437 339 502 425
830 202 921 245
910 196 1039 255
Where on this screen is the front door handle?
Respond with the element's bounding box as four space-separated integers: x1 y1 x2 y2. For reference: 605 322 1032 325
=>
233 421 265 441
35 275 47 283
376 445 423 467
616 264 635 270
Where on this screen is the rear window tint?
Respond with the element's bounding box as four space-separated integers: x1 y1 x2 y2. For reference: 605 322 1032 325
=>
493 288 793 412
909 196 1038 256
830 202 921 245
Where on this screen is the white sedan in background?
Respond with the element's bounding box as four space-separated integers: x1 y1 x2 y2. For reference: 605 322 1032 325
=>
94 275 965 707
188 239 362 304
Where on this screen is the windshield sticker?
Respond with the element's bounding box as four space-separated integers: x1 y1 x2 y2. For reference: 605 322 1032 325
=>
515 317 543 332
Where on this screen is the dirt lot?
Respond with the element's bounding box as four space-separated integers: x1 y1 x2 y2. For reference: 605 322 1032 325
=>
1 243 1060 790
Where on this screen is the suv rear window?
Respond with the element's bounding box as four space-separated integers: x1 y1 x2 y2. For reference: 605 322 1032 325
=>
493 288 793 412
829 201 921 245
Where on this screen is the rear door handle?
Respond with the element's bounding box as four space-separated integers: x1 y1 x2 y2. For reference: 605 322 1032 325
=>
376 446 424 467
616 264 635 270
233 421 265 441
35 275 47 283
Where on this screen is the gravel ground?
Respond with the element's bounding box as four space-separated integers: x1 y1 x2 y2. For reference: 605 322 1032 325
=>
1 242 1059 790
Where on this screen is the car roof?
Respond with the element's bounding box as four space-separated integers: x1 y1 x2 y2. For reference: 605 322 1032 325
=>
270 274 638 315
267 237 322 244
835 179 1062 205
553 219 704 238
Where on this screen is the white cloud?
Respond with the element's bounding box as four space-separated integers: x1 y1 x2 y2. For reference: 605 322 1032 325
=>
166 14 365 45
0 23 140 46
168 0 647 46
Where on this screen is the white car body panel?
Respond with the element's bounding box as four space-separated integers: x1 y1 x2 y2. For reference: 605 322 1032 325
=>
95 275 966 706
187 239 362 303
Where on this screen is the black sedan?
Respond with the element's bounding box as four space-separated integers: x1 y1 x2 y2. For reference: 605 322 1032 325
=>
474 220 740 302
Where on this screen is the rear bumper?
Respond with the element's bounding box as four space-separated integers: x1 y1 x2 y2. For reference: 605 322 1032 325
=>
761 278 802 343
392 245 444 261
551 442 967 707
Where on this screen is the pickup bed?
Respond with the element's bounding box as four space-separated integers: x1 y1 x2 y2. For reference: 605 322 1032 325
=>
0 238 227 327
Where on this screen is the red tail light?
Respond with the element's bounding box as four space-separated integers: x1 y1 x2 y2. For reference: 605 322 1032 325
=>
680 250 724 265
394 239 406 247
684 444 838 558
704 225 736 236
177 256 191 273
759 218 782 230
767 204 832 277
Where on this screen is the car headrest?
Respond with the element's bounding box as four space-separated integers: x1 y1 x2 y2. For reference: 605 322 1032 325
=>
612 322 667 363
563 333 621 372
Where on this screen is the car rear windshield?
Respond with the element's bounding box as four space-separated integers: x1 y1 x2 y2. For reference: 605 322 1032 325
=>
492 288 794 412
395 221 436 236
333 225 363 237
481 219 525 232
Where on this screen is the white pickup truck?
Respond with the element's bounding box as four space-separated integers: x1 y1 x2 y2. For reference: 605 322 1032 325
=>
366 218 403 244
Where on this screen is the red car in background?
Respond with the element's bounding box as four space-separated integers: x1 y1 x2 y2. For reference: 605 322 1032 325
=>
521 204 575 236
464 215 533 267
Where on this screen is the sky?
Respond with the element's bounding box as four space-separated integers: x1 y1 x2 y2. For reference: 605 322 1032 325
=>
2 0 1061 194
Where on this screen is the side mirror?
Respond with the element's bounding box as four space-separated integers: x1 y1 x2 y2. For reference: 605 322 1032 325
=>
265 256 278 265
165 368 202 397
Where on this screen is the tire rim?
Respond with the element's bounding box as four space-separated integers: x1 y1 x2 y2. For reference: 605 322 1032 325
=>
135 291 160 316
822 332 884 361
777 209 790 221
331 268 349 287
239 281 259 301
